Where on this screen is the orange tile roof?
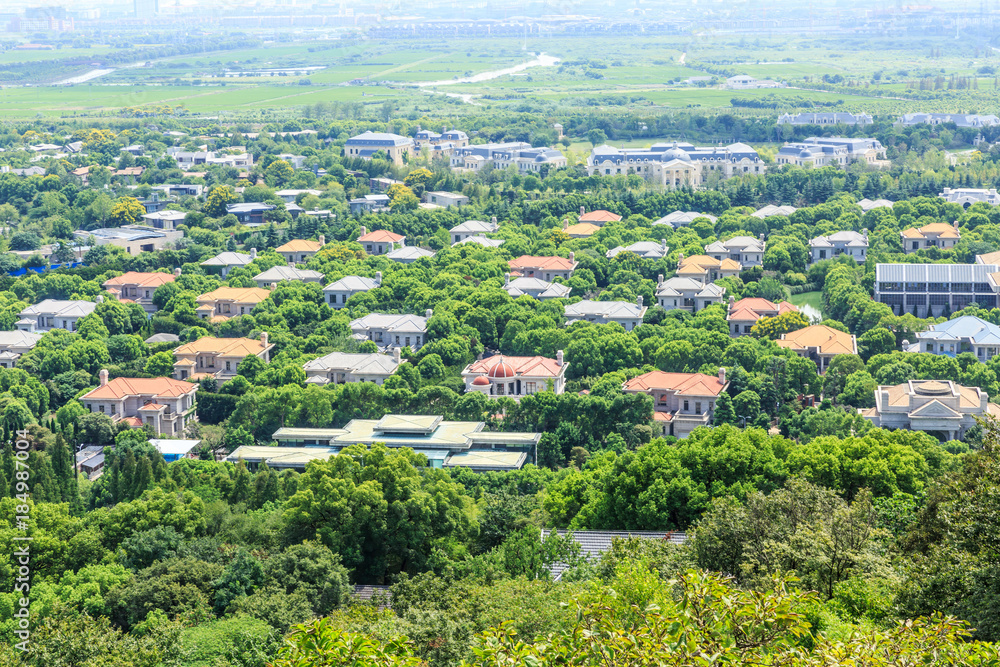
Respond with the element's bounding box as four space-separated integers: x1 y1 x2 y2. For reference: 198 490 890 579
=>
275 239 323 253
464 355 564 378
579 210 622 223
103 271 177 289
728 298 798 322
508 256 576 271
623 371 727 397
563 223 601 237
903 223 960 239
173 336 268 358
197 287 270 304
776 325 856 356
137 403 167 411
83 377 197 400
680 254 721 269
358 229 405 243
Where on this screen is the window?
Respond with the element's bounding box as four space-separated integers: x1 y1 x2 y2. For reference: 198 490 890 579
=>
395 336 400 344
99 405 105 413
683 400 689 411
525 382 537 395
695 402 702 414
86 403 92 411
225 361 231 371
658 394 667 405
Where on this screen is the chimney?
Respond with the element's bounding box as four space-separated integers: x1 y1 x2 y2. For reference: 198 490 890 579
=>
557 349 564 366
563 219 568 230
505 272 511 286
96 295 104 303
99 369 108 386
260 331 269 347
657 274 664 286
661 239 668 251
271 282 278 290
954 220 960 231
442 125 446 134
759 233 765 240
636 295 643 308
863 229 868 239
491 216 497 224
250 247 257 259
580 205 585 215
569 251 575 264
375 271 382 285
173 267 181 277
678 252 684 262
718 367 727 384
318 235 325 245
360 226 367 236
393 347 401 363
425 309 433 318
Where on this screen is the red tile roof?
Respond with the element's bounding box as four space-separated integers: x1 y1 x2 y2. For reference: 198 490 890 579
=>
102 271 177 289
464 356 564 378
727 298 798 322
623 371 727 397
82 377 197 400
358 230 405 243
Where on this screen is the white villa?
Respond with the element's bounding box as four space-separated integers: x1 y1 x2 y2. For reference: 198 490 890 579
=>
860 379 1000 441
504 274 571 300
909 316 1000 362
586 142 765 188
565 298 647 330
350 311 431 350
939 188 1000 207
653 211 718 227
656 276 726 312
17 299 97 333
462 352 568 399
809 230 869 263
387 246 436 263
304 349 404 385
606 240 670 259
704 235 765 267
0 330 42 368
253 265 325 289
201 249 256 277
450 219 499 245
324 273 382 309
777 112 873 126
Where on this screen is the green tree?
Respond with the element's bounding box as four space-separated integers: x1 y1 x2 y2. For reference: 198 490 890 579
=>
143 351 175 376
205 186 238 218
108 196 146 226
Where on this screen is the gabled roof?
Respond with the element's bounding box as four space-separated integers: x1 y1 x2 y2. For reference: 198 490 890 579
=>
509 256 576 271
197 287 270 303
201 252 253 268
0 331 42 348
809 230 868 248
563 223 601 237
102 271 176 289
275 239 323 253
578 209 622 223
463 355 565 379
253 266 324 282
20 299 96 318
705 235 765 253
916 315 1000 345
903 222 960 239
776 325 857 356
386 246 435 261
304 352 401 375
909 399 963 419
82 376 197 400
350 313 428 333
450 220 497 234
454 235 504 248
622 371 727 397
727 298 798 322
358 230 405 243
173 336 269 358
323 275 380 292
564 300 646 319
505 278 571 299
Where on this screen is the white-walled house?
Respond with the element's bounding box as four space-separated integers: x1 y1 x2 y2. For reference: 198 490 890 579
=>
623 369 729 438
809 230 868 263
200 249 257 277
704 235 765 267
503 274 571 300
253 265 325 289
462 352 568 399
18 299 97 333
350 311 431 350
910 316 1000 361
860 379 1000 440
0 331 42 368
655 276 726 312
606 240 669 259
81 370 199 436
565 298 647 330
304 349 404 385
323 272 382 309
450 219 499 245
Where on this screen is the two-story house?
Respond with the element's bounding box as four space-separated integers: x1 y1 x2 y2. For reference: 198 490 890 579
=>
173 333 273 382
323 272 382 309
703 235 765 267
809 230 868 263
775 324 858 372
227 203 275 225
102 270 178 316
606 240 670 259
859 379 1000 441
195 287 270 322
253 265 325 289
200 248 257 277
901 222 961 253
17 299 97 333
0 331 42 368
387 246 435 264
462 352 568 399
564 297 647 331
358 227 405 255
81 370 199 436
676 254 742 282
622 368 729 438
656 276 726 312
450 219 499 245
350 311 431 350
508 254 577 281
504 274 571 300
303 348 404 385
275 237 325 264
141 210 187 230
727 297 800 337
910 315 1000 362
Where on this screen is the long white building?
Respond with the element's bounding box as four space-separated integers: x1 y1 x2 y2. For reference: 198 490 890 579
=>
586 142 765 188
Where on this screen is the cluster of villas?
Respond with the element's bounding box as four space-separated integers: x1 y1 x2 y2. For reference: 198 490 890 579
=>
586 141 765 187
775 137 889 169
344 131 566 172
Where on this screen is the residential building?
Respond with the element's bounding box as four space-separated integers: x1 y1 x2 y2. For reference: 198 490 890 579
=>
145 333 180 345
653 211 718 227
463 352 568 399
655 276 726 312
622 368 729 438
860 379 1000 440
564 297 647 330
752 205 797 219
349 194 390 215
726 297 799 337
977 251 1000 265
253 266 325 289
508 254 577 281
455 235 504 248
897 113 1000 128
167 148 254 168
423 191 469 208
344 131 414 165
350 311 431 350
413 127 469 152
909 316 1000 361
81 370 198 436
195 287 270 322
141 210 186 230
776 137 888 169
541 530 688 580
875 263 999 317
586 141 765 187
809 230 869 263
102 270 178 316
503 274 571 300
676 254 743 282
17 299 96 333
387 246 435 264
74 226 182 256
606 240 670 259
200 248 257 277
450 219 498 245
274 189 322 203
153 184 203 198
725 75 785 89
323 272 382 308
858 198 894 212
562 221 601 238
775 324 858 372
0 331 42 368
304 349 404 385
578 208 622 225
901 222 960 252
704 236 765 267
450 142 566 173
357 227 405 255
227 203 276 225
777 112 873 126
173 333 272 382
275 237 324 264
939 187 1000 207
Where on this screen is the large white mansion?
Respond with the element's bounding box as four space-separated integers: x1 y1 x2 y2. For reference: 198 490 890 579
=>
586 142 765 188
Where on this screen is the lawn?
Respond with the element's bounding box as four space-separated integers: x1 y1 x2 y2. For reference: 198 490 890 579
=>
788 291 825 322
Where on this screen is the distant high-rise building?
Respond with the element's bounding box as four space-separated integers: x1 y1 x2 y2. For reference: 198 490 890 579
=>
134 0 158 18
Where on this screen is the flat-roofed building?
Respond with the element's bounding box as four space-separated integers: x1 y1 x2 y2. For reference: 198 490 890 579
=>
623 368 729 439
74 225 182 256
357 227 405 255
503 274 571 300
423 191 469 208
775 324 857 372
874 263 999 317
859 379 1000 441
141 210 187 230
450 219 498 245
